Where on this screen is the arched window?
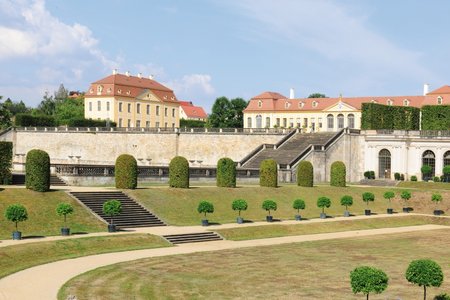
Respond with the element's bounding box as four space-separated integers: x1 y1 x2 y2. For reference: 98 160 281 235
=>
422 150 436 178
378 149 391 179
265 117 270 128
347 114 355 129
247 117 252 128
258 100 262 108
256 115 262 128
327 114 334 131
437 97 443 105
444 151 450 167
337 114 344 129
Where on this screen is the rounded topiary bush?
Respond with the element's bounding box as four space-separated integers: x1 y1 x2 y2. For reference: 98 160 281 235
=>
330 161 346 187
216 157 236 188
260 159 277 187
297 160 313 187
169 156 189 188
25 149 50 192
115 154 137 189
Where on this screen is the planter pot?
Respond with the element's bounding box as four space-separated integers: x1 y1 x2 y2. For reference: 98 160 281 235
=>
344 210 350 217
61 227 70 236
266 215 273 222
434 210 442 216
320 213 326 219
201 219 209 226
364 209 371 216
295 214 301 221
12 231 22 240
108 224 117 232
387 208 393 214
402 207 409 213
236 217 244 224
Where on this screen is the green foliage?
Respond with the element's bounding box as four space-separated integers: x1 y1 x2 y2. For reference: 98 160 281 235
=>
197 201 214 218
401 191 412 201
394 172 401 180
115 154 138 189
207 97 247 128
421 165 432 175
433 176 441 182
421 105 450 130
361 103 420 130
350 266 388 298
317 196 331 214
443 166 450 175
180 119 206 128
54 97 84 125
262 199 277 216
431 193 443 204
383 191 395 202
231 199 248 216
362 192 375 206
297 161 314 187
308 93 327 98
292 199 306 213
67 118 116 127
0 141 12 184
5 204 28 231
260 159 278 187
169 156 189 188
434 293 450 300
330 161 346 187
406 259 443 299
15 113 57 127
411 175 418 182
102 200 122 224
0 97 12 129
3 98 30 116
25 149 50 192
340 195 353 209
216 157 236 188
56 203 74 226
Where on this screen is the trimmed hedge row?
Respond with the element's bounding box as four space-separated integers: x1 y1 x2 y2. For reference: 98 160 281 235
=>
331 161 346 187
297 161 313 187
67 118 116 127
361 103 420 130
216 157 236 187
0 141 12 184
169 156 189 188
260 159 278 187
15 114 56 127
421 105 450 130
115 154 137 189
25 149 50 192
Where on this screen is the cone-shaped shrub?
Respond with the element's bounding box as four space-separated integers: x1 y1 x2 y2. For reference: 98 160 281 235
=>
330 161 346 187
25 149 50 192
260 159 277 187
115 154 137 189
297 160 314 187
216 157 236 187
0 141 13 184
169 156 189 188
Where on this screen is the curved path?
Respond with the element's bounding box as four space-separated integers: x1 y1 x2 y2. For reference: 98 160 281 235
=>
0 224 447 300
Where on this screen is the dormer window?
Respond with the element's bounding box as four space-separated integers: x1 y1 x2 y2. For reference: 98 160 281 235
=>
171 96 175 100
387 99 393 106
126 90 131 95
285 101 291 109
437 96 443 105
403 99 410 106
117 89 122 94
312 101 318 108
258 100 262 108
298 102 304 109
107 88 112 94
89 88 94 94
97 85 103 93
164 95 167 100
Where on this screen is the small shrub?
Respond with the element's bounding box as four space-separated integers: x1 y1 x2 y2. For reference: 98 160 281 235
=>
317 196 331 214
411 175 418 182
340 195 353 211
394 172 401 180
56 203 74 227
421 165 432 181
330 161 346 187
432 193 443 209
216 157 236 188
362 192 375 207
406 259 443 300
400 174 405 181
383 191 395 208
293 199 306 214
115 154 137 189
5 204 28 231
102 200 122 224
169 156 189 188
350 266 388 299
232 199 247 216
198 201 214 218
25 149 50 192
260 159 278 187
262 199 277 216
443 165 450 182
433 176 441 182
297 161 313 187
364 171 371 179
434 293 450 300
369 171 375 179
401 190 412 207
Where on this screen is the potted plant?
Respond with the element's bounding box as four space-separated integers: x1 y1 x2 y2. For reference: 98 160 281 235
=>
431 193 443 216
5 204 28 240
421 165 432 181
232 199 248 224
292 199 306 221
262 199 277 222
383 191 395 214
340 195 353 217
317 196 331 219
362 192 375 216
198 200 214 226
102 199 122 232
56 202 74 236
400 190 411 213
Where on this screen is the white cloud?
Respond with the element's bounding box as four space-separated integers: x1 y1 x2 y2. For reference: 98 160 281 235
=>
166 74 215 99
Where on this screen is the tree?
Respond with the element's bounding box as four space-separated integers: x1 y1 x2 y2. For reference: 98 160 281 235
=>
308 93 327 98
383 191 395 205
350 266 388 300
207 97 247 128
0 96 12 129
229 98 247 128
406 259 443 300
431 193 443 211
3 98 30 116
55 96 84 125
5 204 28 232
317 196 331 214
362 192 375 208
56 203 74 228
36 91 57 116
401 190 412 207
102 200 122 225
340 195 353 211
197 201 214 218
232 199 248 216
293 199 306 214
262 199 277 216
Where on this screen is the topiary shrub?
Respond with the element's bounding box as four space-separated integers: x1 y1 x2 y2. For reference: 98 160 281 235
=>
103 200 122 225
406 259 443 300
25 149 50 192
411 175 418 182
394 172 401 181
297 161 313 187
198 201 214 219
369 171 375 179
0 141 13 184
350 266 388 299
364 171 371 179
5 204 28 238
435 293 450 300
421 165 432 181
400 174 405 181
262 199 277 216
115 154 137 189
169 156 189 188
259 159 278 187
443 165 450 182
433 176 441 182
232 199 248 217
216 157 236 187
330 161 346 187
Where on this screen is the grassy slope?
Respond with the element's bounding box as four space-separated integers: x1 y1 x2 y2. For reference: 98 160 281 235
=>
0 188 105 239
128 185 450 225
59 229 450 299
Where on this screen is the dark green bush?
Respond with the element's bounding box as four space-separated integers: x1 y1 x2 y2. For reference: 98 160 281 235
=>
216 157 236 187
67 118 116 127
297 161 313 187
169 156 189 188
180 119 206 128
411 175 418 181
25 149 50 192
369 171 375 179
102 199 122 224
259 159 278 187
434 293 450 300
5 204 28 231
400 174 405 181
361 103 420 130
115 154 137 189
421 165 432 181
443 165 450 182
394 172 400 180
434 176 441 182
198 201 214 218
421 105 450 130
350 266 388 298
364 171 375 179
330 161 346 187
262 199 277 216
0 141 12 184
15 113 57 127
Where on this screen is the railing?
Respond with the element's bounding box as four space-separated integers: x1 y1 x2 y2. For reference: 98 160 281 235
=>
366 130 450 137
238 144 265 167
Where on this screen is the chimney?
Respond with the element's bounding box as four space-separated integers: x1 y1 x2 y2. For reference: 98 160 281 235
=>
289 88 295 99
112 69 118 75
423 83 429 95
125 71 130 77
137 73 142 79
149 74 154 80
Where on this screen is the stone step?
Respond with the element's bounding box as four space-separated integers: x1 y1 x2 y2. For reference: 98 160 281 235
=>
163 232 223 244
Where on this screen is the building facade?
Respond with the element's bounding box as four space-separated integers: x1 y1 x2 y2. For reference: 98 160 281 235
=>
179 101 207 121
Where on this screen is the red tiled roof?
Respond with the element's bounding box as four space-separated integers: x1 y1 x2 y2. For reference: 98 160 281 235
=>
181 105 207 119
427 85 450 95
179 101 193 106
252 91 287 100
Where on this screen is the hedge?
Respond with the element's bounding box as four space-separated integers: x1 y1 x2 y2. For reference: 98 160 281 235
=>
169 156 189 188
260 159 278 187
15 114 57 127
180 119 206 128
0 141 12 184
67 118 116 127
421 105 450 130
297 160 313 187
361 103 420 130
330 161 346 187
25 149 50 192
115 154 137 189
216 157 236 187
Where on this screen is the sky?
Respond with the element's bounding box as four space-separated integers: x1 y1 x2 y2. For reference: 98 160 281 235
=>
1 0 450 113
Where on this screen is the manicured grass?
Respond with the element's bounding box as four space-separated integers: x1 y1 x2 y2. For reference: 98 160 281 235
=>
59 229 450 299
397 181 450 190
128 185 450 225
0 188 105 239
216 215 450 240
0 234 171 279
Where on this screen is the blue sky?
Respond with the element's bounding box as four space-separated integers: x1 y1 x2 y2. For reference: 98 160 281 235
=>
1 0 450 113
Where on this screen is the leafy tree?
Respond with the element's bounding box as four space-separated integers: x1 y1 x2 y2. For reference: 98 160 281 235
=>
401 190 412 206
229 97 247 128
340 195 353 211
5 204 28 232
383 191 395 206
55 96 84 125
262 199 277 216
232 199 248 216
102 200 122 225
406 259 443 300
207 97 247 128
56 203 74 227
3 98 30 116
36 92 57 116
317 196 331 214
350 266 388 299
293 199 306 214
197 201 214 218
308 93 327 98
431 193 443 210
362 192 375 208
0 96 12 129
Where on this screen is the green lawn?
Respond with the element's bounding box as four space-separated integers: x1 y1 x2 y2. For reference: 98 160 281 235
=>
0 234 171 279
59 228 450 299
397 181 450 190
216 215 450 240
0 188 105 239
128 185 450 225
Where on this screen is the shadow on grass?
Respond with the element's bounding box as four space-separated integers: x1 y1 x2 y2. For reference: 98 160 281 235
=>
242 220 254 224
22 235 45 240
207 222 222 226
71 232 89 235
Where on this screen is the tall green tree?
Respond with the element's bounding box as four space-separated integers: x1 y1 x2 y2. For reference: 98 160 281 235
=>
36 92 57 116
207 96 247 128
55 96 84 125
229 97 247 128
308 93 327 98
0 97 12 129
3 98 30 116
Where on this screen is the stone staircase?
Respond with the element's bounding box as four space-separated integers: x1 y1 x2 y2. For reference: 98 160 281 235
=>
163 232 223 244
241 132 338 169
11 174 67 186
69 191 165 228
